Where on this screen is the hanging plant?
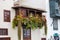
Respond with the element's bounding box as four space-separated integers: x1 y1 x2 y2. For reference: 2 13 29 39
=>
42 15 47 35
12 14 23 40
45 26 47 35
12 16 18 29
12 15 47 35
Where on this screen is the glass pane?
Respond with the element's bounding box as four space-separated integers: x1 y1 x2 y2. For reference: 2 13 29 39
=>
23 28 31 40
26 29 30 37
0 29 8 35
23 29 27 37
4 10 10 22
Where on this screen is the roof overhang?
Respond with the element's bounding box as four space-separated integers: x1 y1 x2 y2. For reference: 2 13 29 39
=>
12 6 46 13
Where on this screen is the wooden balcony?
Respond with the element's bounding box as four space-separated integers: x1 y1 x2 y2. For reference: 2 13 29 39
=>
12 0 46 17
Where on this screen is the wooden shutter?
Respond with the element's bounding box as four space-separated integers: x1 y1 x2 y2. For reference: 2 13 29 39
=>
4 10 10 22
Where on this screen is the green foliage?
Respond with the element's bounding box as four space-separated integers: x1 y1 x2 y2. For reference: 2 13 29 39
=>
44 24 47 35
12 15 47 35
12 16 18 29
38 23 43 29
45 26 47 35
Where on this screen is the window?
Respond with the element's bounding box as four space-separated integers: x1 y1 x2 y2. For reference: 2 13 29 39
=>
15 9 27 17
29 10 35 17
19 9 28 17
23 27 31 40
49 0 60 18
53 18 58 30
4 10 10 22
41 38 46 40
0 28 8 35
0 37 10 40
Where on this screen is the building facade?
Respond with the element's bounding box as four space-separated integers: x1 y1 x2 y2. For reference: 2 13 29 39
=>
0 0 60 40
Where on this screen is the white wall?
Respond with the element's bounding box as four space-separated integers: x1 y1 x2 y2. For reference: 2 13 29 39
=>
31 27 46 40
20 0 46 10
0 0 18 40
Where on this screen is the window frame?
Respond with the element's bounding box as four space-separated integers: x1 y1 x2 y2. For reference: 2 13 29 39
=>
0 37 10 40
0 28 8 35
4 10 10 22
23 27 31 40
